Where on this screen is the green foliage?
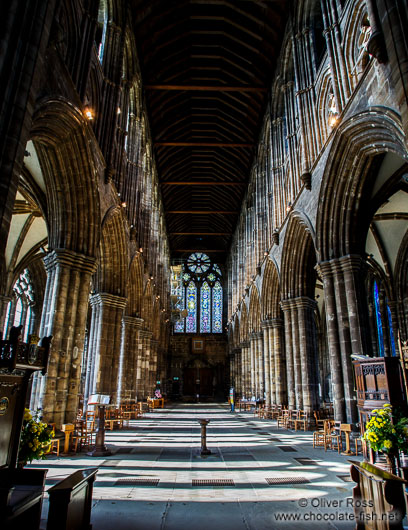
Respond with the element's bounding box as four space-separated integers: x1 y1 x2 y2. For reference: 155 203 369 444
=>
363 403 408 454
18 409 54 464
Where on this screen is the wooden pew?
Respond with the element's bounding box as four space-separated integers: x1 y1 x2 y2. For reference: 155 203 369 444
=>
47 468 98 530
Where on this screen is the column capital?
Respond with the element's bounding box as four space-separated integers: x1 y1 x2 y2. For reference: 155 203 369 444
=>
44 249 97 274
262 318 283 329
317 254 366 278
139 330 153 339
90 292 127 309
292 296 317 311
122 316 144 328
250 331 263 340
280 298 296 311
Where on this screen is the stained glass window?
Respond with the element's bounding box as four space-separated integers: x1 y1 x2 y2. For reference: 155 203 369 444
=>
187 253 211 274
212 281 223 333
213 264 222 276
173 255 223 334
186 281 197 333
374 281 384 357
387 305 396 356
174 285 185 333
200 282 211 333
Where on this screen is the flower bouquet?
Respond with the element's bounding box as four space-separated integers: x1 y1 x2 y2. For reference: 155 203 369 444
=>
18 408 55 465
363 403 408 473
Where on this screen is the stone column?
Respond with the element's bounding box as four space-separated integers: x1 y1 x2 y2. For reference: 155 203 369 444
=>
235 348 242 396
317 256 366 424
270 318 286 406
281 300 297 409
261 321 272 406
240 341 250 398
254 332 264 398
249 333 257 396
338 255 369 423
86 292 127 407
137 330 153 399
150 339 159 392
34 249 96 426
119 316 143 403
316 261 346 421
294 297 320 413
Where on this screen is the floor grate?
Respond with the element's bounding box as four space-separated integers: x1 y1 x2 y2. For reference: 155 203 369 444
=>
294 457 319 465
277 445 297 452
192 479 235 487
266 477 310 485
269 437 282 442
337 475 353 482
115 478 160 486
258 432 270 435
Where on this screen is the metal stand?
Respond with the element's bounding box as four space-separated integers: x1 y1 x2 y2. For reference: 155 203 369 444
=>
87 405 111 457
199 419 211 455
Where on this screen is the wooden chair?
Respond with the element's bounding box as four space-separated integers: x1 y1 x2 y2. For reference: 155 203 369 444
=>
47 424 60 456
277 409 290 429
72 421 94 452
327 420 342 453
286 410 299 430
294 410 309 431
313 419 333 449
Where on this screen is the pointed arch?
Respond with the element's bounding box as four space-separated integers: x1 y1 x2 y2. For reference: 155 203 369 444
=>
30 98 102 258
316 109 407 262
248 286 261 333
94 206 128 296
281 213 317 300
239 302 249 343
126 252 144 317
233 316 240 348
261 258 281 319
142 279 154 330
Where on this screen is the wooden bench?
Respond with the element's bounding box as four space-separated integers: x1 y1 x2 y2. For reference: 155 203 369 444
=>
349 460 407 529
47 468 98 530
0 468 47 530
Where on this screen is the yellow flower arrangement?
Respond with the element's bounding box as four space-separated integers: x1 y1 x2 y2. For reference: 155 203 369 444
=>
18 408 54 465
363 404 408 455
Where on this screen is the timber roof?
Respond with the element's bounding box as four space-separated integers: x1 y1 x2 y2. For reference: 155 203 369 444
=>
131 0 289 262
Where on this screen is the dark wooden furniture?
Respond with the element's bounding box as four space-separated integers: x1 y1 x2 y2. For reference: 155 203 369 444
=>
353 357 408 462
47 468 98 530
0 327 51 530
0 468 48 529
349 460 407 529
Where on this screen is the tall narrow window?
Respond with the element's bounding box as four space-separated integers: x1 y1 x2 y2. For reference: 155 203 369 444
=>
374 281 384 356
174 284 185 333
200 281 211 333
186 281 197 333
13 297 23 327
387 305 396 357
2 301 11 337
212 281 223 333
97 0 108 63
